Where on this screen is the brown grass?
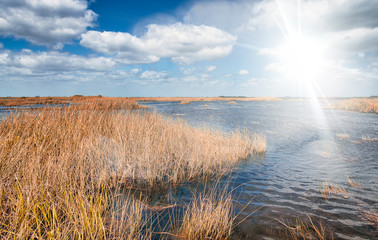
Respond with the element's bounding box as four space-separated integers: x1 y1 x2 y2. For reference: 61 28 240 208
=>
277 215 334 240
319 182 347 199
361 135 378 142
179 100 191 105
333 98 378 113
363 210 378 230
0 105 265 239
176 188 234 240
346 176 361 188
0 95 143 110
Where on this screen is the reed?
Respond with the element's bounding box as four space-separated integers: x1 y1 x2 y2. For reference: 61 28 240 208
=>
179 100 191 104
0 96 144 110
361 135 378 142
176 188 233 240
346 176 360 188
333 98 378 113
363 210 378 230
277 215 334 240
0 106 265 239
319 182 347 199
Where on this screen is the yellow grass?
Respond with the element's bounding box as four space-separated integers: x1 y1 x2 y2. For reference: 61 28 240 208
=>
0 105 266 239
336 133 350 139
333 98 378 113
346 176 361 188
277 215 334 240
176 188 233 240
319 182 347 199
363 210 378 230
180 100 191 104
361 135 378 142
0 95 144 110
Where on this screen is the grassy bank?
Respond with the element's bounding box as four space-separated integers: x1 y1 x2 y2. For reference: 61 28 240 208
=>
0 105 265 239
333 98 378 113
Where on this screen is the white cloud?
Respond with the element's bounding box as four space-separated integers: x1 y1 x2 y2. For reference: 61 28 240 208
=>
0 49 115 74
206 66 217 72
0 0 97 48
180 67 196 75
238 69 248 75
130 68 141 74
80 23 236 64
140 70 168 79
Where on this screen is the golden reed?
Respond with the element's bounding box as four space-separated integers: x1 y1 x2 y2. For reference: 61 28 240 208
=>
0 103 265 239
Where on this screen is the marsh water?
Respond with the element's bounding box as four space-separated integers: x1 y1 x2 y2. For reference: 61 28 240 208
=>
141 100 378 240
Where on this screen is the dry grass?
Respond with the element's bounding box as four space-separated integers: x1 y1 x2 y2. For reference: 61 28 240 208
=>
277 215 334 240
363 210 378 230
333 98 378 113
0 105 265 239
175 188 234 240
361 135 378 142
319 182 347 199
179 100 191 105
346 176 361 188
0 95 144 110
336 133 350 139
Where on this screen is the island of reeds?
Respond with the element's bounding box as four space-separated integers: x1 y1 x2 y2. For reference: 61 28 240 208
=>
0 97 266 239
332 97 378 113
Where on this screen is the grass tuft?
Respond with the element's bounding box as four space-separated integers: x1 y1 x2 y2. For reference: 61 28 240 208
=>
277 215 334 240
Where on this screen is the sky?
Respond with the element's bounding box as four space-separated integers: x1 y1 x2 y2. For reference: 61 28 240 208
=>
0 0 377 97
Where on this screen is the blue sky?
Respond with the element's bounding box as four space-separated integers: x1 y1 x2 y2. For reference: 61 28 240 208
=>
0 0 377 97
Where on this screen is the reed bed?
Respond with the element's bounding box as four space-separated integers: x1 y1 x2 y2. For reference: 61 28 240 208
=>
0 95 143 110
363 210 378 230
333 98 378 113
176 189 234 239
277 215 334 240
0 105 265 239
319 182 347 199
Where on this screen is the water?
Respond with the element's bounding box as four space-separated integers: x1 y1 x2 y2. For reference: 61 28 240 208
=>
141 100 378 239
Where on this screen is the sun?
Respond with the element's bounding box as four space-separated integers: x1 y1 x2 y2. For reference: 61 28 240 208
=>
278 35 325 82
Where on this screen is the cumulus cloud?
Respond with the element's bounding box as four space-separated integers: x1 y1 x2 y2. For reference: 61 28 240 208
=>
0 49 115 74
140 70 168 79
206 66 216 72
180 67 196 75
238 69 248 75
80 23 236 64
0 0 97 48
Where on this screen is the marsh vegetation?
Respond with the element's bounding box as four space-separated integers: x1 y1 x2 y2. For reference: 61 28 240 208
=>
0 100 265 239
